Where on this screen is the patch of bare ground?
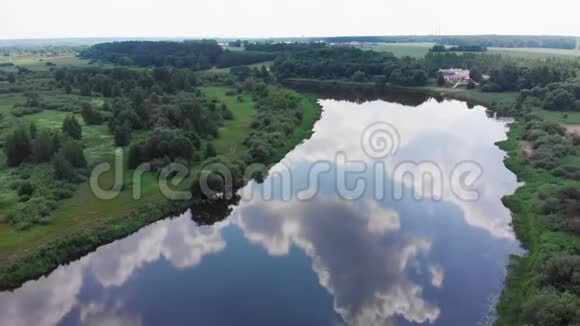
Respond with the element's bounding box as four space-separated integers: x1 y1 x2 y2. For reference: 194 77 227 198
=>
561 124 580 136
520 141 534 157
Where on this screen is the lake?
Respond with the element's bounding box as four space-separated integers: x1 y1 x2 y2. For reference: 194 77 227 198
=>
0 90 522 326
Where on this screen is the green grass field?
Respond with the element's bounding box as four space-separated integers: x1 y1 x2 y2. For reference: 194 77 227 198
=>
201 87 256 156
0 54 112 72
489 47 580 59
361 42 435 57
533 108 580 124
361 42 580 60
203 61 273 74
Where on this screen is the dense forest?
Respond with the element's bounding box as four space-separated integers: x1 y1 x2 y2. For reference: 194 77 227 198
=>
271 47 428 86
80 40 274 69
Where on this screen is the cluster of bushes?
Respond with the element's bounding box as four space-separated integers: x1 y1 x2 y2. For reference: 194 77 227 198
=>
522 81 580 112
4 197 57 229
520 251 580 325
244 86 303 163
537 185 580 234
2 118 88 229
190 156 247 200
127 128 195 169
521 114 577 172
80 103 103 125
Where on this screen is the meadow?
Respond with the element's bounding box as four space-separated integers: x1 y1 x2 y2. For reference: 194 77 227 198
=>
361 42 580 60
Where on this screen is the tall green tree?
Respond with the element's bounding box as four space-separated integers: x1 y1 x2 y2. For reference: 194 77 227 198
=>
7 72 16 84
32 130 57 162
60 141 87 168
4 125 32 166
62 115 82 140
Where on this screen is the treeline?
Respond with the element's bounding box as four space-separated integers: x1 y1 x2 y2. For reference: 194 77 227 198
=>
80 41 274 70
483 61 578 92
423 51 579 94
80 40 222 69
318 35 579 50
522 81 580 112
441 35 578 50
429 44 487 52
245 42 326 53
272 47 428 86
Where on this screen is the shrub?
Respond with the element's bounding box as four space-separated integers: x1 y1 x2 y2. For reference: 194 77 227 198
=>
52 188 74 200
521 289 580 325
4 125 32 166
524 129 548 142
128 143 146 169
204 143 217 158
53 154 77 181
80 104 103 125
60 141 87 168
481 82 502 92
17 181 35 197
543 88 577 111
538 254 580 294
32 130 58 162
113 123 131 147
62 115 82 140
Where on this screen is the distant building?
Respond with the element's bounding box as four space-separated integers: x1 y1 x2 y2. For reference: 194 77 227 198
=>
438 68 470 83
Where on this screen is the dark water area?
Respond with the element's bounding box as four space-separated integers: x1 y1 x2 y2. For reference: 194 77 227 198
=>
0 89 522 326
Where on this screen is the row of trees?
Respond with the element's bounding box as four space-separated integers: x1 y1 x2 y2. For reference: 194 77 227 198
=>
271 47 429 86
429 44 487 52
79 40 274 70
521 81 580 112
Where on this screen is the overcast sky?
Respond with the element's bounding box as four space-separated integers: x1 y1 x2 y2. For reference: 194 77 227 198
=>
2 0 579 39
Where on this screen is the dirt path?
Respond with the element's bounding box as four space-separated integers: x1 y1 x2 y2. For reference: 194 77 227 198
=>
520 140 534 157
562 124 580 136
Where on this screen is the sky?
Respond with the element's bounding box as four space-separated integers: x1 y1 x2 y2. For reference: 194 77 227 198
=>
2 0 579 39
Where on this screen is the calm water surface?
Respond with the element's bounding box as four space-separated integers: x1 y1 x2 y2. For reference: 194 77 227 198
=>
0 92 522 326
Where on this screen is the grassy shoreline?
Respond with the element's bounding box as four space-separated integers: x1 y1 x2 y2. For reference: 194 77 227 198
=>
0 89 321 290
